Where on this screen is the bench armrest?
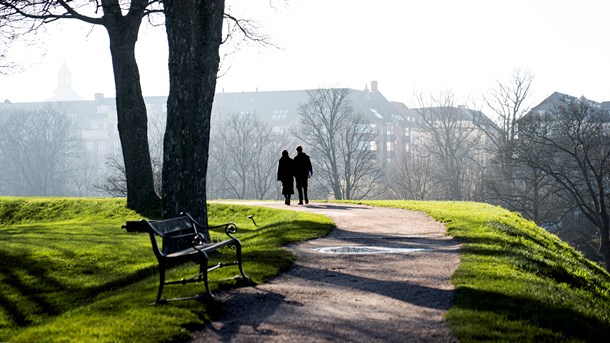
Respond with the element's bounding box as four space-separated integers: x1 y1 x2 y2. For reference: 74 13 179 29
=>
122 220 149 233
181 212 239 240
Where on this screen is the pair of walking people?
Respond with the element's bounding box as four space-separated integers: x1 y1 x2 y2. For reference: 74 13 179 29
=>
277 145 313 205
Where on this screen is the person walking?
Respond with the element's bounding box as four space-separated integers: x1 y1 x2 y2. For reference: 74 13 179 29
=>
277 150 295 205
293 145 313 205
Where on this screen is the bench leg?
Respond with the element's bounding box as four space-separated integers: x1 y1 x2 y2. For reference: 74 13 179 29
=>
198 253 214 299
235 241 251 282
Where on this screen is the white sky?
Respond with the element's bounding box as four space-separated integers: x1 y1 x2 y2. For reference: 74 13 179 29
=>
1 0 609 111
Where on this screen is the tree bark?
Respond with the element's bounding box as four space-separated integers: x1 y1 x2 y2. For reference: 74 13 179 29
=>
103 2 160 213
162 0 224 225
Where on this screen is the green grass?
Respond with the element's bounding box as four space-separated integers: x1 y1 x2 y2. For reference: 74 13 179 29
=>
349 200 610 343
3 198 610 342
0 197 333 342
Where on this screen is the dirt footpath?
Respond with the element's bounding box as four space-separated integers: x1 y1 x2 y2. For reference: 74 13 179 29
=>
191 202 460 342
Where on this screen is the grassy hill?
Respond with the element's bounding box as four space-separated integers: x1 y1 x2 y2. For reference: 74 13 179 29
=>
1 197 609 342
0 197 333 342
353 200 610 342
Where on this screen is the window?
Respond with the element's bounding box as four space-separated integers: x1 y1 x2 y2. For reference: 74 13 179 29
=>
97 105 109 114
370 108 383 119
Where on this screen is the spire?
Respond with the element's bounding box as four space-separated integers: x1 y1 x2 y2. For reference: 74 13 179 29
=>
52 60 82 101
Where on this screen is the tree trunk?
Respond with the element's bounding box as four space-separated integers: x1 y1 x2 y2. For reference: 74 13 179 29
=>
104 11 160 213
599 223 610 272
162 0 225 226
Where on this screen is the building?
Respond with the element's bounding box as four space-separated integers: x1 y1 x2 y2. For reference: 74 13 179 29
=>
529 91 610 115
212 81 416 165
1 63 497 192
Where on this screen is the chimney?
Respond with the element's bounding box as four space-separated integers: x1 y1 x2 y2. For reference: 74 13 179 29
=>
371 80 378 93
95 93 104 102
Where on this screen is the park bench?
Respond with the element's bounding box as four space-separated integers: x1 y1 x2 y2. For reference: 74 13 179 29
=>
122 212 251 304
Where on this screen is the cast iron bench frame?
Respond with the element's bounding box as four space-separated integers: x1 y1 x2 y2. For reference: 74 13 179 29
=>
122 212 251 304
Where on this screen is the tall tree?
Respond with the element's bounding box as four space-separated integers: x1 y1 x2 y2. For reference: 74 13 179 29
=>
0 107 83 195
294 88 381 200
483 69 534 152
0 0 162 211
413 92 484 200
389 145 437 200
208 112 284 200
97 109 165 197
476 69 558 219
161 0 224 225
518 97 610 271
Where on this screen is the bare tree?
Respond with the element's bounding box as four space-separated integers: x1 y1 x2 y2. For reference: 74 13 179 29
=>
389 144 438 200
161 0 224 226
70 154 99 196
97 107 165 197
245 119 287 200
0 106 84 195
161 0 274 226
518 96 610 271
207 112 288 200
147 109 165 195
475 69 559 219
483 69 534 151
412 92 484 200
216 113 256 198
95 154 127 197
293 88 381 200
2 1 271 221
0 0 164 211
0 30 15 74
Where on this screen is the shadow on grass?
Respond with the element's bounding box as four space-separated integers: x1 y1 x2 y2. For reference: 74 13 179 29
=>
0 247 157 331
458 232 610 298
238 219 334 246
453 286 610 341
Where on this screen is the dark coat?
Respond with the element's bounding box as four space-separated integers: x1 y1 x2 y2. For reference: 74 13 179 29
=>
293 152 313 179
277 156 294 195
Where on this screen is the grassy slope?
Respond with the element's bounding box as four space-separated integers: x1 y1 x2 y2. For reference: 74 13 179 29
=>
352 200 610 342
2 197 609 342
0 197 333 342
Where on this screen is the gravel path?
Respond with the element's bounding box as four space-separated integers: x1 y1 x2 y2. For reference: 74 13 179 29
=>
191 201 460 342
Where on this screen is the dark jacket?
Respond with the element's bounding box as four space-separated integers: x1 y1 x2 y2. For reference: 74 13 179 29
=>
293 152 313 179
277 156 295 194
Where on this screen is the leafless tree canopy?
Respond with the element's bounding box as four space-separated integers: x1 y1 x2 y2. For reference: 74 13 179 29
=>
0 106 94 196
0 0 166 211
484 69 534 149
517 96 610 271
207 112 289 200
389 145 437 200
475 69 564 223
95 154 127 197
97 110 165 197
411 91 484 200
293 88 382 200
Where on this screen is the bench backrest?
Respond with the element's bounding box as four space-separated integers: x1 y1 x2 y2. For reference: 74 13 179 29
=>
145 216 208 257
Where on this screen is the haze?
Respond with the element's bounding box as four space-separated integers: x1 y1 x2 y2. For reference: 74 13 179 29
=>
1 0 609 107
